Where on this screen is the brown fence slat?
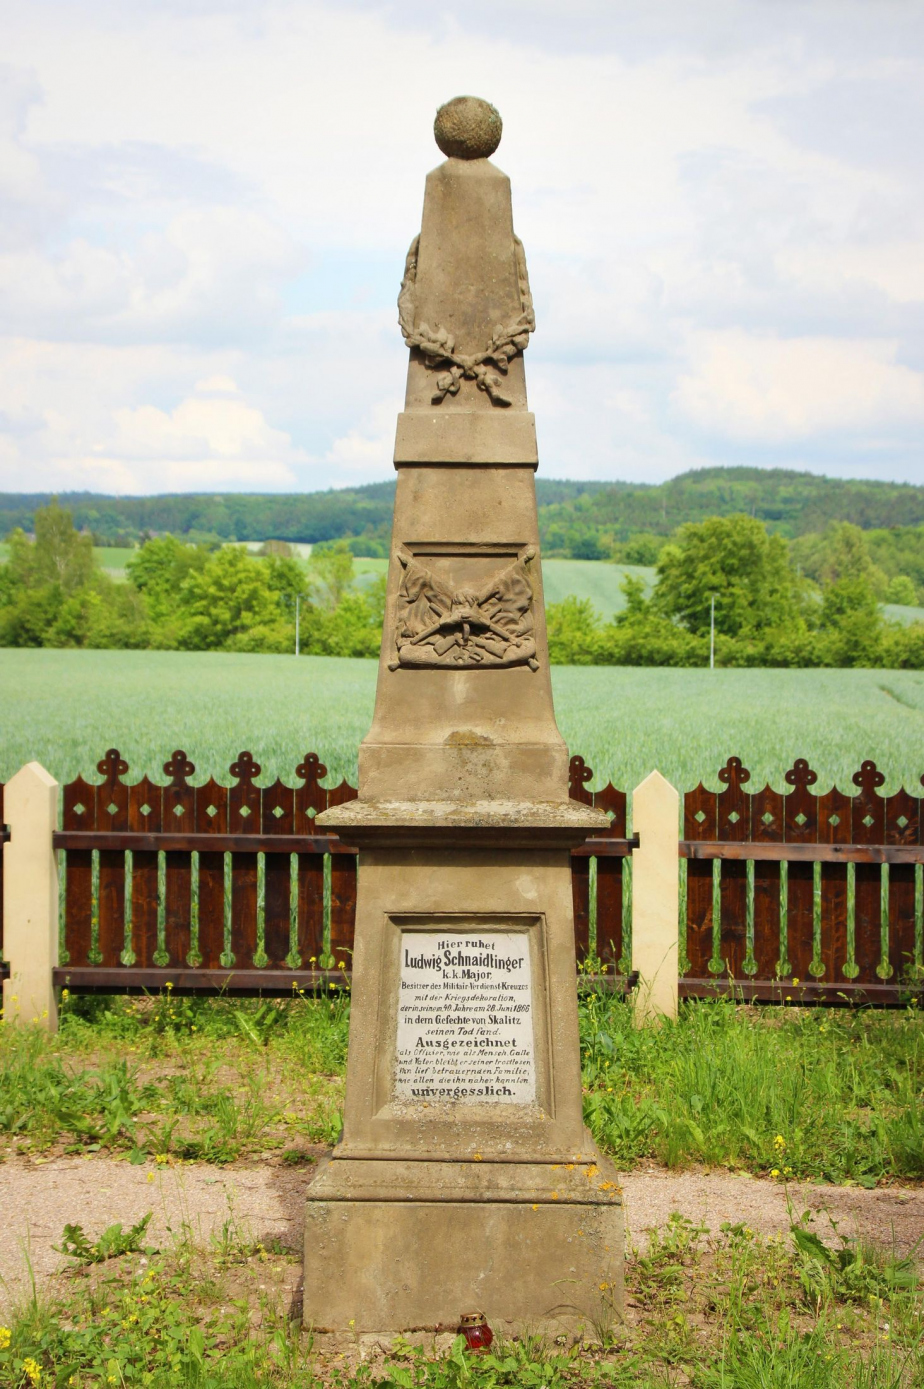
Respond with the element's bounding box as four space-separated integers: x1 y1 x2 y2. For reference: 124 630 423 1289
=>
571 855 591 964
783 760 818 980
128 773 162 969
595 859 623 966
591 778 626 965
751 784 783 978
297 853 326 966
262 777 295 968
229 753 261 970
818 786 850 986
296 754 331 967
329 855 357 965
852 762 885 984
162 752 195 968
886 787 920 983
684 782 716 976
325 768 359 965
63 774 97 967
95 751 129 967
196 776 228 969
716 758 749 978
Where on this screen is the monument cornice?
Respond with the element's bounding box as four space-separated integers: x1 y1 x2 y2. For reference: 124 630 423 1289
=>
315 797 609 850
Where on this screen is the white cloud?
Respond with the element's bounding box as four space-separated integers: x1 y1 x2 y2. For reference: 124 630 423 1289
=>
674 332 924 441
0 348 302 491
0 0 922 492
776 242 924 307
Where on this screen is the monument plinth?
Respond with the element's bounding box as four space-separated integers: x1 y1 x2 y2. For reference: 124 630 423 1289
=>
304 97 624 1338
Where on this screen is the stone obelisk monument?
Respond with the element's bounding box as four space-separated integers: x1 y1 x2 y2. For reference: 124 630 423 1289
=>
304 97 623 1337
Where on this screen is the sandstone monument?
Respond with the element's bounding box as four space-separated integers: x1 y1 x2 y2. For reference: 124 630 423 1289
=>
303 96 624 1337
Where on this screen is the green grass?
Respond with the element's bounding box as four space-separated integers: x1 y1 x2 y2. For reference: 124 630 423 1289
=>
0 543 133 578
539 560 656 619
2 997 921 1183
2 650 924 793
1 1212 921 1386
581 994 924 1183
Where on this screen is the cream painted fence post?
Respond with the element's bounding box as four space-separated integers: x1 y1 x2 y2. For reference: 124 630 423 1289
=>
631 770 679 1024
2 762 59 1030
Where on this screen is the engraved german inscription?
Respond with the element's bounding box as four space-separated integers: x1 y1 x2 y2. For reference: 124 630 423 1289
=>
395 931 535 1103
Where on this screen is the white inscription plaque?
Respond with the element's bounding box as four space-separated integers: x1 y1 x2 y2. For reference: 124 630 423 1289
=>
395 932 535 1104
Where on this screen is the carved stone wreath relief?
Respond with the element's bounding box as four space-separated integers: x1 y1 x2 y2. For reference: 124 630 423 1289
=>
397 235 535 407
388 544 539 672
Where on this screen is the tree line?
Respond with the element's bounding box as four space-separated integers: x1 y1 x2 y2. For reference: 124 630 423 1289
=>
2 503 923 667
0 504 383 657
546 515 924 669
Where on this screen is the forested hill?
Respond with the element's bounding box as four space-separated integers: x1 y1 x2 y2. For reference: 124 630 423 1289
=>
1 467 922 555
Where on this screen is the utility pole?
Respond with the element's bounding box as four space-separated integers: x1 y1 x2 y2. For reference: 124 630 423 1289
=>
710 593 715 670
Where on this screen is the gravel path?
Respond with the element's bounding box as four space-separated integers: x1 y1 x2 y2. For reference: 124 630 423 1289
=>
1 1155 921 1313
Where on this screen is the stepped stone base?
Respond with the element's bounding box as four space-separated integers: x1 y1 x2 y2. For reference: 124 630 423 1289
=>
302 1153 624 1338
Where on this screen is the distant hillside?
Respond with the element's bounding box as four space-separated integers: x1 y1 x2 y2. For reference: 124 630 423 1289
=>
1 467 921 555
0 478 608 553
538 467 924 555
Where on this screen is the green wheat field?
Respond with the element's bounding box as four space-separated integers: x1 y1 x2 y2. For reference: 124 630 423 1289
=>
2 649 924 794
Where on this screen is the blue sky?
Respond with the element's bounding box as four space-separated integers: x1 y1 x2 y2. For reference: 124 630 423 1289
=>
1 0 922 495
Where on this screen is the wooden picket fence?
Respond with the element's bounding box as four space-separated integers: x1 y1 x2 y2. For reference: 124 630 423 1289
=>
1 749 922 1004
681 756 923 1005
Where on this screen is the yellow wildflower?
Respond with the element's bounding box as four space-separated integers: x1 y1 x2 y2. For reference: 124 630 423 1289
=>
23 1358 42 1385
0 1327 10 1350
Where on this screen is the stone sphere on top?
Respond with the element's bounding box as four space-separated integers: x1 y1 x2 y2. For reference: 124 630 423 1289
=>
434 97 502 160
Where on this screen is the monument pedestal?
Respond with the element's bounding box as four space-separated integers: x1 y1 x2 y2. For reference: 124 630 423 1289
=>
304 806 622 1337
303 1156 623 1336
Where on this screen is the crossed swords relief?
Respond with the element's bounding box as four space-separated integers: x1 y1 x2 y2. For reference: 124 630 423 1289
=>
388 545 539 672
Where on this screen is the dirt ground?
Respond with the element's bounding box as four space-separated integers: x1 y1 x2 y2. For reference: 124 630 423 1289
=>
1 1153 921 1314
